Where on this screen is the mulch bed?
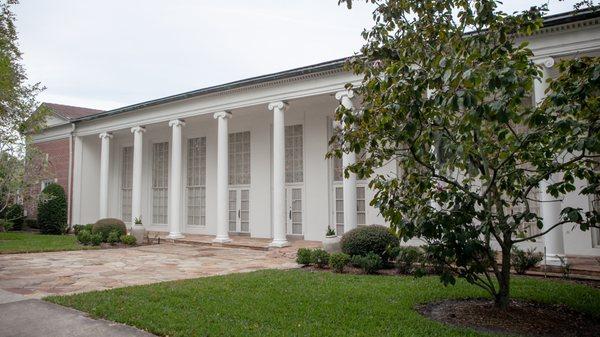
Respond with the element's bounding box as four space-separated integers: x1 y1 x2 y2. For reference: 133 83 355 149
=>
417 298 600 337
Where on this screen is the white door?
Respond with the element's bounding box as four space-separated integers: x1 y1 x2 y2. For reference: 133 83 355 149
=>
332 185 367 236
229 188 250 233
286 187 303 235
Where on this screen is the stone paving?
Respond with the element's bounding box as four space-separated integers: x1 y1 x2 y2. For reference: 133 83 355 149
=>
0 243 299 299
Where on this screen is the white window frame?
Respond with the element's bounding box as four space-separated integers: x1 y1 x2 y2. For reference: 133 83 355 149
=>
151 142 169 225
186 137 206 227
120 146 133 223
40 178 57 191
229 131 251 233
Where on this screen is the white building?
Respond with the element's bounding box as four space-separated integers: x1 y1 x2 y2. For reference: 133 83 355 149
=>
33 10 600 259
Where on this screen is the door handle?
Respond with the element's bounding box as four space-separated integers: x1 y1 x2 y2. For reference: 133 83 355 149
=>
289 210 292 220
238 210 241 218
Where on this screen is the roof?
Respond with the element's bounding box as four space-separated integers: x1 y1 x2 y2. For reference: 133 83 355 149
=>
43 103 103 120
71 9 600 123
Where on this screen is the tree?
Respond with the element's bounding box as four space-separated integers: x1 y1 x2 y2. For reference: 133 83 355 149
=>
37 183 67 234
0 0 48 215
333 0 600 309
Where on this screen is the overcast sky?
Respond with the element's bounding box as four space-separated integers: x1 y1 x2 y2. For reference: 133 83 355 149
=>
14 0 576 111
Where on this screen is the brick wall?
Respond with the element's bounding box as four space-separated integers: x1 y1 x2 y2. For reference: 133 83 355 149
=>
25 138 70 219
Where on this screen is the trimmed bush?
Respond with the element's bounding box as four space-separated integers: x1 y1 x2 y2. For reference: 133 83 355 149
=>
90 233 103 246
5 204 24 230
351 252 382 274
107 230 121 245
120 234 137 246
92 218 127 242
73 224 93 235
77 229 92 245
37 183 68 234
341 225 398 260
311 249 330 268
396 247 423 274
511 247 543 275
296 248 312 266
329 252 350 273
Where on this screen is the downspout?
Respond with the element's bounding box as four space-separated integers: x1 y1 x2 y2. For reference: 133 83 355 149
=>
67 122 76 227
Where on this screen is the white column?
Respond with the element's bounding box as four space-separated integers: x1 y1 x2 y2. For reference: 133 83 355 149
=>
269 101 290 247
98 132 112 219
335 90 358 233
213 111 232 243
534 57 565 266
130 126 145 224
167 119 185 239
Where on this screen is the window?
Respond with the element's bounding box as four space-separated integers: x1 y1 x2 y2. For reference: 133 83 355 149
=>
229 131 250 185
334 186 367 235
285 125 303 183
187 137 206 226
40 178 56 191
152 142 169 224
357 186 366 225
121 146 133 222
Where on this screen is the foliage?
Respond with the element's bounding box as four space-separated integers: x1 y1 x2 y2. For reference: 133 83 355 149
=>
107 230 121 245
23 218 37 229
329 252 350 273
311 249 330 268
326 225 336 236
396 247 423 274
558 255 572 279
2 203 23 230
46 270 600 337
120 234 137 246
76 229 92 245
511 247 543 275
133 217 142 225
90 232 103 246
0 231 94 253
351 252 382 274
0 218 13 231
92 218 126 242
37 183 67 234
334 0 600 308
296 248 312 266
73 224 93 235
340 225 398 260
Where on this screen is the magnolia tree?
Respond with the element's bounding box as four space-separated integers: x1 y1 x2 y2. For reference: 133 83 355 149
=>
332 0 600 309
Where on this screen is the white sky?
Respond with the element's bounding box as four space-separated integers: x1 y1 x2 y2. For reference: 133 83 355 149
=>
14 0 577 111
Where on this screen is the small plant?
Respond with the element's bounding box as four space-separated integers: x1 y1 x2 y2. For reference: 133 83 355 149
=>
341 225 398 260
296 248 312 266
396 246 423 274
76 229 92 245
511 247 543 275
90 233 103 246
558 255 572 280
107 230 121 245
329 252 350 273
311 249 330 268
134 217 142 225
120 234 137 246
72 224 93 235
326 225 336 236
0 219 14 232
351 252 382 274
92 218 127 242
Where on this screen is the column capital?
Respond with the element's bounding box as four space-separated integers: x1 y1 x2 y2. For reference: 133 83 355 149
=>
267 101 288 111
335 89 355 101
168 119 186 128
130 126 146 134
213 111 232 120
534 57 555 69
99 132 113 139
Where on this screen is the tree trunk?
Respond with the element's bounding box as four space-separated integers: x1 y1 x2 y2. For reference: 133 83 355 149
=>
495 246 512 309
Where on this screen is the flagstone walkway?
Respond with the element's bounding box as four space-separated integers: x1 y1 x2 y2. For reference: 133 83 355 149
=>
0 243 299 299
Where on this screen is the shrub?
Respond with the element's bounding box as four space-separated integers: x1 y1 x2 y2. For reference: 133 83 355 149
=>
90 233 103 246
5 204 24 230
511 247 543 275
0 219 14 232
329 252 350 273
107 230 121 245
73 224 93 235
326 225 336 236
24 218 38 229
311 249 330 268
296 248 312 266
92 218 127 242
37 183 68 234
77 229 92 245
341 225 398 260
396 247 423 274
120 234 137 246
351 252 382 274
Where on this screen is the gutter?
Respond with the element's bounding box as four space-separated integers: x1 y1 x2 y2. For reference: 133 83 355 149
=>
67 122 75 227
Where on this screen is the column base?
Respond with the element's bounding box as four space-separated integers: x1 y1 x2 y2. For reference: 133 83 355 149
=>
212 236 232 243
166 233 185 240
544 254 567 267
269 239 290 248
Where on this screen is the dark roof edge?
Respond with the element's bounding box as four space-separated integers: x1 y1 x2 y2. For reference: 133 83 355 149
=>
73 57 349 122
73 9 600 123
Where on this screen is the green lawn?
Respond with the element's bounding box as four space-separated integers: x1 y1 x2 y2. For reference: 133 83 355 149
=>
0 231 93 254
46 269 600 337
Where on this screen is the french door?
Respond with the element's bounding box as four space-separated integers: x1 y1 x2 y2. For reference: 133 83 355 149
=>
229 188 250 233
285 187 303 235
333 185 367 236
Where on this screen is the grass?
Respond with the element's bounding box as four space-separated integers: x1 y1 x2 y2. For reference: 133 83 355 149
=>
46 269 600 337
0 231 93 254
